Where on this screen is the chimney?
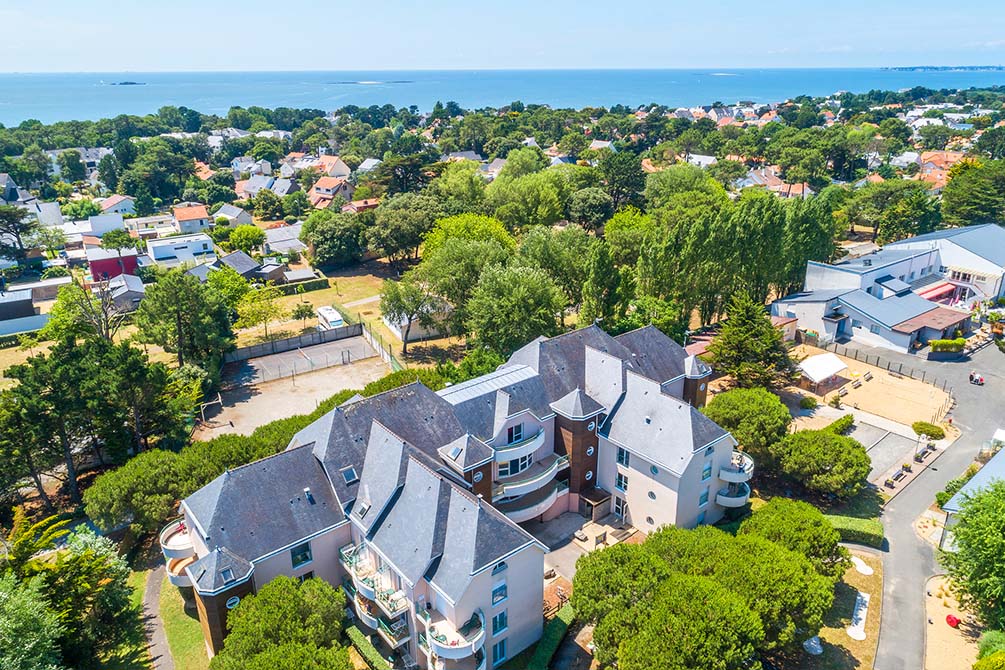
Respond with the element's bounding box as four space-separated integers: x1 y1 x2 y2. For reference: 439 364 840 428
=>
304 487 315 505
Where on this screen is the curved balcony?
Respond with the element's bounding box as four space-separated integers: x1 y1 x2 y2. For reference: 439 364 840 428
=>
166 555 196 588
377 616 410 649
159 518 195 560
716 482 751 508
719 451 754 484
494 428 546 462
355 594 380 630
428 610 486 660
493 454 569 500
495 480 567 524
352 559 378 601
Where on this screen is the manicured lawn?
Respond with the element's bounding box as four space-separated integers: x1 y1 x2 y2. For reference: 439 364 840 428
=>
160 574 210 670
98 570 152 670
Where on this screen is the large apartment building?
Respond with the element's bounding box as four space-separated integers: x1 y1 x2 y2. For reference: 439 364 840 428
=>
160 325 749 668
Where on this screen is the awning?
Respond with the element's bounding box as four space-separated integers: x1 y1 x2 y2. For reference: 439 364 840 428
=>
799 353 848 384
917 282 955 300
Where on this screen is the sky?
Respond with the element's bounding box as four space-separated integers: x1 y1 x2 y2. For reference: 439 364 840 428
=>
2 0 1005 72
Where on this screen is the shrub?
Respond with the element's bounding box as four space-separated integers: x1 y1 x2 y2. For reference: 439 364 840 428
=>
527 603 575 670
828 394 842 408
799 396 818 410
347 625 390 669
936 463 982 509
912 421 946 440
975 652 1005 670
979 631 1005 660
825 414 855 435
771 430 871 498
929 337 966 352
824 514 884 548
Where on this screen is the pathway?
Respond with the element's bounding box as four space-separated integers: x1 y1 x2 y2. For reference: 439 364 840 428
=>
865 344 1005 670
343 294 381 308
142 565 175 670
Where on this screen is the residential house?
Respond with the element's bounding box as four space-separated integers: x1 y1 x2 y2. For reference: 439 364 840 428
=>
441 151 484 163
270 178 299 197
317 155 352 179
588 139 614 152
310 177 354 209
231 157 271 177
86 246 139 279
194 161 216 181
147 233 217 268
890 151 922 169
685 154 718 168
218 251 261 279
263 223 307 256
479 158 507 181
341 199 380 214
46 147 113 178
160 325 734 666
255 130 292 140
106 273 146 311
213 204 253 226
18 199 64 228
173 204 212 234
0 289 47 336
242 175 276 199
99 194 136 216
355 158 382 174
941 444 1005 550
0 173 33 205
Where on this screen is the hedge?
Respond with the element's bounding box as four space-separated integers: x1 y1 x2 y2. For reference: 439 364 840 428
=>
825 414 855 435
347 625 390 669
799 396 818 410
527 603 575 670
824 514 884 548
929 337 966 353
912 421 946 440
936 463 981 508
277 276 329 295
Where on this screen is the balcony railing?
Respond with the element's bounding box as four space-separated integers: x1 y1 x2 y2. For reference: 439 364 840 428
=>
493 454 569 499
495 480 566 524
375 583 409 618
355 594 380 630
166 555 196 588
716 482 751 508
159 518 195 560
377 617 410 648
418 633 430 653
428 610 486 660
719 451 755 484
339 543 361 569
496 428 545 452
494 428 547 462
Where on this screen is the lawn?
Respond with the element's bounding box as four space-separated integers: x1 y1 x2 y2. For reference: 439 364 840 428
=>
97 570 152 670
788 551 883 670
160 574 210 670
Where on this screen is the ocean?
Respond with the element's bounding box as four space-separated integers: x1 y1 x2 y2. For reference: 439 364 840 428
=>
1 68 1004 126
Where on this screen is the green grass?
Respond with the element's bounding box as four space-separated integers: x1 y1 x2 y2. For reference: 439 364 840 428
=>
160 575 210 670
98 570 152 670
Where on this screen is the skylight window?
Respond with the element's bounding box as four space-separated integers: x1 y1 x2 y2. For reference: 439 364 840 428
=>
448 445 463 461
341 467 359 485
355 502 371 518
221 568 235 583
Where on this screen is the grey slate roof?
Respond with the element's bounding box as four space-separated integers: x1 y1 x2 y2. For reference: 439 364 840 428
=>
186 547 253 594
214 204 248 220
776 289 853 304
549 387 604 420
614 325 689 383
182 445 343 561
600 371 730 475
838 289 936 329
944 447 1005 514
270 178 299 197
876 275 912 294
186 264 214 283
219 250 260 276
108 273 145 296
352 421 410 536
437 365 553 440
438 433 494 471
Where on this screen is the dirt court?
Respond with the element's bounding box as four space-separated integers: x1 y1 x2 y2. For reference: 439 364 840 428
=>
194 356 390 438
794 344 951 425
225 336 378 385
925 576 980 670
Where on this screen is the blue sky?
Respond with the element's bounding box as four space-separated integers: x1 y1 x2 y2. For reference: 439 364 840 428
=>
2 0 1004 71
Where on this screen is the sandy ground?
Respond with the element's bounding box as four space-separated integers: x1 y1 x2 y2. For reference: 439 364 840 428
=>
925 576 980 670
193 357 390 438
793 344 951 426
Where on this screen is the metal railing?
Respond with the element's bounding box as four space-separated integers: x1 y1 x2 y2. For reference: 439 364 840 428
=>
495 428 545 452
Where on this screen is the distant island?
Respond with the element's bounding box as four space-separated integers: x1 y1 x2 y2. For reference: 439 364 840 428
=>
885 65 1005 72
110 81 146 86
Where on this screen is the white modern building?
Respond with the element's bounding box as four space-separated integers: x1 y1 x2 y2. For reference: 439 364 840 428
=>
146 233 217 268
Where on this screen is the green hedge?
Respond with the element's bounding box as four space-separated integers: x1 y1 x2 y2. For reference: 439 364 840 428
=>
347 625 390 669
527 604 575 670
825 414 855 435
930 337 966 352
799 396 818 410
824 514 884 548
935 463 981 508
912 421 946 440
277 276 328 295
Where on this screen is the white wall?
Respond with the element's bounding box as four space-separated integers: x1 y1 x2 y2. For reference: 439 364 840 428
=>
842 306 916 352
772 298 844 342
251 524 348 588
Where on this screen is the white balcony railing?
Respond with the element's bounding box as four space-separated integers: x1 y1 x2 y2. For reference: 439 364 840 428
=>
719 451 755 484
494 428 546 462
166 555 195 587
716 482 751 508
494 454 569 499
159 518 195 560
428 610 486 660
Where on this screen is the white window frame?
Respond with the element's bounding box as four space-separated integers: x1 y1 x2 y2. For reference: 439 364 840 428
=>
615 472 628 492
613 496 627 518
507 423 524 445
616 447 630 467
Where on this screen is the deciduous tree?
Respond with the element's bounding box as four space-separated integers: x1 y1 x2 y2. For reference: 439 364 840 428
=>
465 264 565 355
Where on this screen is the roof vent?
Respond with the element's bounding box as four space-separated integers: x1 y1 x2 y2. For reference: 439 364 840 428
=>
304 487 315 505
863 259 872 267
645 416 652 425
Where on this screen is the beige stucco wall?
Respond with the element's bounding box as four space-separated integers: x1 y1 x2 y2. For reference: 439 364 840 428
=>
252 523 349 588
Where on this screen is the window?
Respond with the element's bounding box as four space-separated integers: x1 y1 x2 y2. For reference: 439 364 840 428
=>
492 640 507 665
472 471 484 483
615 472 628 492
499 454 533 477
291 541 313 569
220 568 235 583
614 496 627 518
341 467 359 485
492 611 508 635
702 462 712 481
869 324 881 334
650 465 659 476
698 488 709 507
585 470 593 481
492 561 508 576
492 582 508 606
507 423 524 444
852 319 863 328
616 447 630 467
298 571 314 583
705 446 714 457
697 511 706 525
646 516 654 525
587 421 596 431
586 446 595 456
648 491 656 500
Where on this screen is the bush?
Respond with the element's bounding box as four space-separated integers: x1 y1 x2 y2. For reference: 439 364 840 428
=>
527 603 575 670
771 430 871 499
912 421 946 440
346 625 390 669
799 396 818 410
276 277 328 295
936 463 982 509
976 650 1005 670
979 631 1005 660
41 266 70 279
825 414 855 435
701 388 792 462
361 368 447 395
824 514 884 548
929 337 966 352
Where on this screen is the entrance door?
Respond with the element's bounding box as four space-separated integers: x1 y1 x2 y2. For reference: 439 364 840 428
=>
613 496 627 519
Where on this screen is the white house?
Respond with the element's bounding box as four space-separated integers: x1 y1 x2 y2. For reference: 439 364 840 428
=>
99 194 136 216
172 204 212 234
212 204 253 226
147 233 217 268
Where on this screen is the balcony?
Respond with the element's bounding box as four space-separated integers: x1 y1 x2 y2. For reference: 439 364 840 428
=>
353 559 379 601
159 518 195 560
375 582 409 618
355 593 381 630
342 544 408 618
432 653 486 670
719 451 754 484
166 555 196 588
377 617 410 649
426 609 485 660
494 428 546 461
716 482 751 508
493 454 569 500
495 480 568 524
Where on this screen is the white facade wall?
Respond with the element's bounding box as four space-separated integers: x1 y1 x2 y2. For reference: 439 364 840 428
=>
892 240 1004 299
251 524 348 588
177 216 211 234
842 306 916 352
771 299 844 342
804 263 863 291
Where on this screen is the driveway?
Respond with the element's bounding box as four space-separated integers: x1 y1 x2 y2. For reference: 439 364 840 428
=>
858 344 1005 670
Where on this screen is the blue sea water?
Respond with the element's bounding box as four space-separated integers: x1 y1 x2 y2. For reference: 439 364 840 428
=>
1 69 1004 126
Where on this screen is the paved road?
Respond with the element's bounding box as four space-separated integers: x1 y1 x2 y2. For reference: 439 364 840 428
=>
849 344 1005 670
142 565 175 670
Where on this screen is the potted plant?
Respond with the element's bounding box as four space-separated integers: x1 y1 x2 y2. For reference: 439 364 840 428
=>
903 462 912 472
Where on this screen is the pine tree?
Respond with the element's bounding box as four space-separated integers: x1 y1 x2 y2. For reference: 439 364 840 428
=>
580 241 622 326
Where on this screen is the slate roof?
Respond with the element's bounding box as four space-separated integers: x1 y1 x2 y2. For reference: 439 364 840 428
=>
886 223 1005 268
352 421 411 536
186 547 253 594
838 289 937 329
182 445 343 561
600 371 731 475
776 289 853 303
549 388 604 420
437 365 553 440
214 204 248 220
438 434 494 471
219 250 260 276
944 447 1005 514
614 325 690 383
270 178 298 197
108 273 145 296
19 200 64 227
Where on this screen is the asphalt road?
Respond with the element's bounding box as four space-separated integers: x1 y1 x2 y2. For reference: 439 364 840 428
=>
855 343 1005 670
